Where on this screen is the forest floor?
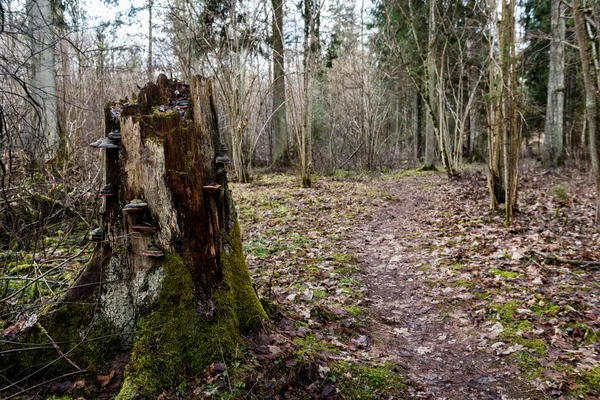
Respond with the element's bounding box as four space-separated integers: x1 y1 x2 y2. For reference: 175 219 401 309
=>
2 165 600 399
229 165 600 400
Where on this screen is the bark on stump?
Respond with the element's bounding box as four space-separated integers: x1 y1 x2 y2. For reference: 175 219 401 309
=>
2 75 266 398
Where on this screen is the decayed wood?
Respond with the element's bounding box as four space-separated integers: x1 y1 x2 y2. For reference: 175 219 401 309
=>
93 75 234 337
2 76 264 397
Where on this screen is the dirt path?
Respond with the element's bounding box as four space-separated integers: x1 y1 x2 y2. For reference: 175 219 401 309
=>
352 175 545 400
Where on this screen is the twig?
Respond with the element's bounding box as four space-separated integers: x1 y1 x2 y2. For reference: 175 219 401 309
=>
2 370 87 400
0 346 55 354
532 250 600 268
35 322 82 371
0 276 66 285
0 243 91 303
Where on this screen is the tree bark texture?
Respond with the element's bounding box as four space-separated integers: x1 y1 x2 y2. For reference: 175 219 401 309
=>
487 0 505 209
500 0 520 224
27 0 61 162
424 0 436 168
1 75 266 397
468 64 478 160
299 0 317 188
272 0 289 166
543 0 565 167
573 0 600 225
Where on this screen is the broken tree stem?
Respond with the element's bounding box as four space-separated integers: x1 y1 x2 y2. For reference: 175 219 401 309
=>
532 250 600 268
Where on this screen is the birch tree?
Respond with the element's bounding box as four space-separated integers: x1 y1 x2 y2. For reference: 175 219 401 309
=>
27 0 61 162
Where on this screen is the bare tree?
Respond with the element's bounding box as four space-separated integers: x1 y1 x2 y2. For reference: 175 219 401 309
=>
272 0 289 166
487 0 520 224
288 0 321 187
572 0 600 224
27 0 61 162
543 0 565 167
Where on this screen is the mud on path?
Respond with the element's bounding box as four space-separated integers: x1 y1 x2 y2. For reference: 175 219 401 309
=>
352 175 545 400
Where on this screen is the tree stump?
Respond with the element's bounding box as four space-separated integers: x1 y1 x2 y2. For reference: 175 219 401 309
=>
1 75 266 398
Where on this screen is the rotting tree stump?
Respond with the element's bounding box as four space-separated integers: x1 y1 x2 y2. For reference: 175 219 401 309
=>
1 75 266 398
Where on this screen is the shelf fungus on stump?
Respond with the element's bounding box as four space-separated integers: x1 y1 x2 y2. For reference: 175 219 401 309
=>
89 227 105 242
100 183 115 197
131 221 157 234
203 183 223 193
122 199 148 212
140 242 164 258
0 74 267 400
90 137 120 149
108 130 122 140
216 145 232 164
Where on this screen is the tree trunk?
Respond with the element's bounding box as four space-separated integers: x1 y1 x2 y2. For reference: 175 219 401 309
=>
543 0 565 167
469 65 478 160
414 86 424 162
573 0 600 225
272 0 289 167
27 0 61 163
299 0 318 188
500 0 520 224
487 0 505 209
424 0 436 168
2 75 266 397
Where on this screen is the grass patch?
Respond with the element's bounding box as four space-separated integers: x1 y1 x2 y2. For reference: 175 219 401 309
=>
453 279 474 288
491 268 520 279
530 300 562 319
448 262 465 271
345 305 364 316
331 362 407 399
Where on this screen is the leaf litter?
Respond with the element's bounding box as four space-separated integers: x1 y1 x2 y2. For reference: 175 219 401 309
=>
3 166 599 399
230 166 598 399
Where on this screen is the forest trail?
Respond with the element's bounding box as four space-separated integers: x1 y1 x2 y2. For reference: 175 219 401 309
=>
353 175 544 400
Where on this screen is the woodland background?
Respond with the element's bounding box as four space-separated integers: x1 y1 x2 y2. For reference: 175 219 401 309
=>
2 0 600 397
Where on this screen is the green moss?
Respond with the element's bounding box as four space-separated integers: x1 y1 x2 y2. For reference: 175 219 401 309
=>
448 262 465 271
1 302 120 392
345 305 363 316
508 350 544 379
335 265 361 275
331 362 407 399
453 279 474 288
221 217 268 332
293 334 339 362
549 184 569 202
564 323 599 345
492 303 547 357
490 300 519 321
530 300 561 318
491 268 520 279
149 107 178 119
120 216 266 398
331 169 353 180
574 366 600 395
332 252 357 264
